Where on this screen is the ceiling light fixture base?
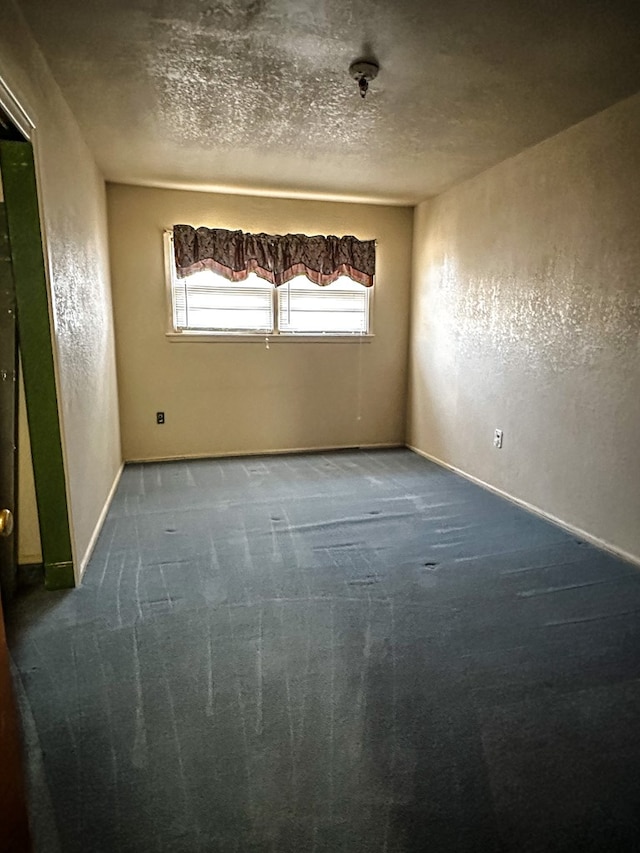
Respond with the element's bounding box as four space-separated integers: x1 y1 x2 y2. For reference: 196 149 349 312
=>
349 60 379 99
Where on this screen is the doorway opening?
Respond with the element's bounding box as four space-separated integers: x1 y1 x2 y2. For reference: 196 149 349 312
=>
0 100 74 595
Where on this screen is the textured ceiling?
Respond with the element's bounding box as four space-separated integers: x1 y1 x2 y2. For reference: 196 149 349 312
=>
19 0 640 203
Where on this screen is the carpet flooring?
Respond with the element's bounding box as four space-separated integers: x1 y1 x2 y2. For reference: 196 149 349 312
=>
7 448 640 852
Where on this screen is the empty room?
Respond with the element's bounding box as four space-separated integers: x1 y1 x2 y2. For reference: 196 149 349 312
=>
1 0 639 851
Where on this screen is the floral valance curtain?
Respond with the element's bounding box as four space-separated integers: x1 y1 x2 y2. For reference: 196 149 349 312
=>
173 225 375 287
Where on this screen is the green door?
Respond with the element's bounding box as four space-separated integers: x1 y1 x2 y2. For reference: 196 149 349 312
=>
0 139 74 589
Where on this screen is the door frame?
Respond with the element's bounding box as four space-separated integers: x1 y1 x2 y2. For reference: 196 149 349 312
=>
0 74 76 589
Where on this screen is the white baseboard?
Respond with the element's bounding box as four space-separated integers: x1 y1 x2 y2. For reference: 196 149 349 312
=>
407 444 640 569
77 462 124 582
125 442 403 464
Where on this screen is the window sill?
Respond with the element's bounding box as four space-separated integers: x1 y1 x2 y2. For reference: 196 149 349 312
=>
165 332 375 344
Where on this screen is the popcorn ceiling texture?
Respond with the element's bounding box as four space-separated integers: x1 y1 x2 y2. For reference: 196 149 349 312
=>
17 0 640 203
409 92 640 561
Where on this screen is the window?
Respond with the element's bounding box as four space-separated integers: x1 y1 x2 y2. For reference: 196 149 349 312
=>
166 232 371 336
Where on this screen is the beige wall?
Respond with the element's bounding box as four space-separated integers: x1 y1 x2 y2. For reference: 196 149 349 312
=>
107 185 412 461
409 92 640 562
17 364 41 565
0 2 122 577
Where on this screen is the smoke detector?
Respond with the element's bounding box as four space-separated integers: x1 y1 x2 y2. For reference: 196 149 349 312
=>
349 59 379 99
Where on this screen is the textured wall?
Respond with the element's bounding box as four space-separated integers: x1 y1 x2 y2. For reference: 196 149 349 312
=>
409 91 640 561
108 185 412 461
0 2 121 576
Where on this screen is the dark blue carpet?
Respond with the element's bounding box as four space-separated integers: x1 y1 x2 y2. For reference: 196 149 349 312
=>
7 449 640 851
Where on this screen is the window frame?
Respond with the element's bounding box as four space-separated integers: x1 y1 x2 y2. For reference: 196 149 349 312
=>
163 230 375 343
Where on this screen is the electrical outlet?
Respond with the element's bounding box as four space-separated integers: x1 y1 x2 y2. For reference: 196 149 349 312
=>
156 411 165 425
494 428 503 449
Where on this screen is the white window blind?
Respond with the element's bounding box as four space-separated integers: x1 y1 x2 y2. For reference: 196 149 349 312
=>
173 270 274 333
277 276 369 334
